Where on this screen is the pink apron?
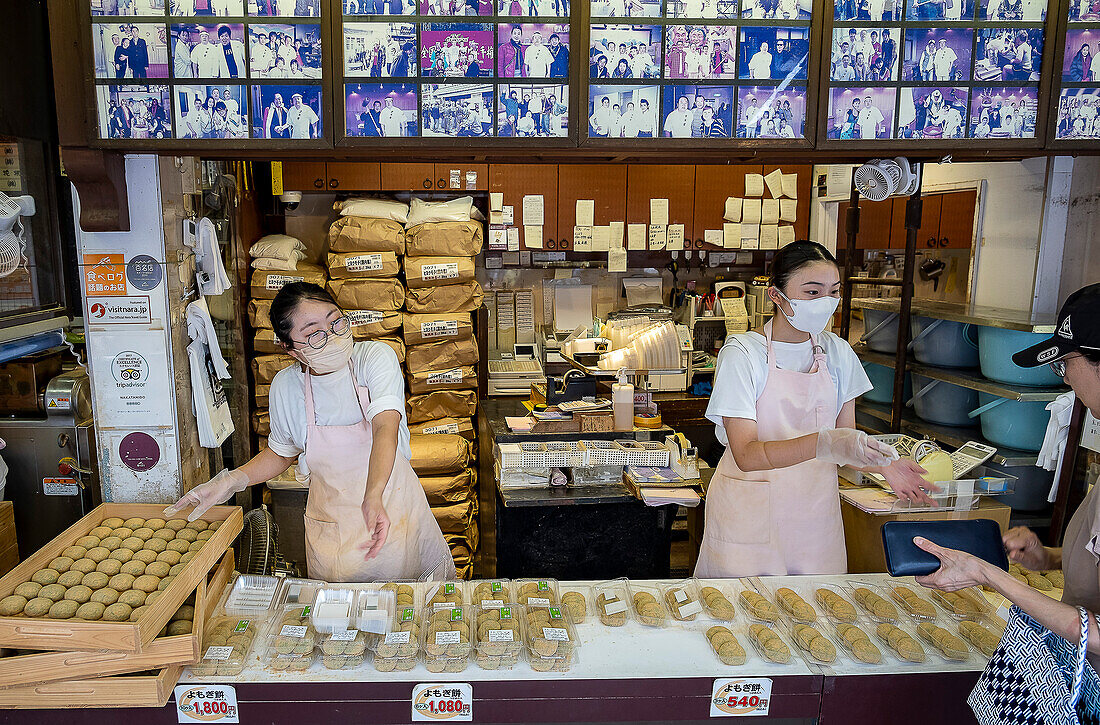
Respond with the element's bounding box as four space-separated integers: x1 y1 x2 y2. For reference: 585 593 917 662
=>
695 325 847 578
302 365 455 583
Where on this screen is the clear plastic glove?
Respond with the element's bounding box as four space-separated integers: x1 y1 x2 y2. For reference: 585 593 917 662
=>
164 468 249 522
816 428 900 468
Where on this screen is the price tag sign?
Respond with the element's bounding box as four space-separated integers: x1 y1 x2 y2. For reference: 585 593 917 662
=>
710 678 772 717
331 629 358 641
176 684 240 724
412 683 472 722
280 625 307 638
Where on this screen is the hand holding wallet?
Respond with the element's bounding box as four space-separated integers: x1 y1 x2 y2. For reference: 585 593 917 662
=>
881 519 1009 577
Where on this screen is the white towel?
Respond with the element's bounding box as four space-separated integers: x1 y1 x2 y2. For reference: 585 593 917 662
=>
1044 391 1077 502
191 217 231 296
185 296 230 379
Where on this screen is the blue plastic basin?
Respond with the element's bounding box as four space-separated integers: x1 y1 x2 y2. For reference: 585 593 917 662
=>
909 316 979 369
977 327 1062 387
968 393 1048 452
910 374 978 427
861 362 911 405
861 309 900 354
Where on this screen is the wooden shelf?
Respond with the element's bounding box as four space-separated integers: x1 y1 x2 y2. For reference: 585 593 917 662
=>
851 298 1057 333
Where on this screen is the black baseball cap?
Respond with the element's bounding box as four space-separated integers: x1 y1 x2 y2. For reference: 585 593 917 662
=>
1013 283 1100 367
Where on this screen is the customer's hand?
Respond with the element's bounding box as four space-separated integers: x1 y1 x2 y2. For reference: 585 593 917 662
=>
882 459 940 507
816 428 900 468
1003 526 1049 571
912 537 992 592
359 492 390 561
164 468 249 522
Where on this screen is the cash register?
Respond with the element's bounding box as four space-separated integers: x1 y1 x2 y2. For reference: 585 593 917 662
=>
487 343 546 397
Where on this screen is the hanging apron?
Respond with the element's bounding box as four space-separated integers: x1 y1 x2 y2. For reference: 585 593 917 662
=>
302 364 455 583
695 326 847 578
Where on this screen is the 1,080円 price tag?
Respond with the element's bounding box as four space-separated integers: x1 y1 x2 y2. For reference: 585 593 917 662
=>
412 683 472 722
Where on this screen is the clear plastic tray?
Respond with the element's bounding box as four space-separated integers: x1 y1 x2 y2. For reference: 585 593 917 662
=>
625 581 669 628
514 578 560 607
469 579 513 607
268 651 315 672
422 604 474 673
372 606 422 671
192 617 259 676
524 604 578 672
698 582 738 622
311 588 356 634
770 585 819 625
318 628 369 657
957 619 1001 657
354 587 396 635
474 603 525 670
868 620 929 664
425 581 466 608
277 577 324 610
927 587 991 621
886 583 939 622
223 574 281 617
704 624 749 666
913 621 974 662
783 619 844 666
267 607 317 658
811 583 860 624
844 582 902 624
559 584 590 625
593 579 631 627
571 465 624 485
379 582 419 611
743 621 797 666
734 581 781 624
320 651 366 670
821 618 887 666
658 579 705 623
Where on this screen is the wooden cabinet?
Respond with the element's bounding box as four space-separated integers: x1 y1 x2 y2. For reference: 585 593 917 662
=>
557 165 627 231
430 163 489 191
626 165 695 241
835 199 895 250
279 162 327 191
936 189 978 249
381 163 436 191
692 165 761 249
890 193 942 250
326 163 380 191
488 164 559 249
840 190 977 252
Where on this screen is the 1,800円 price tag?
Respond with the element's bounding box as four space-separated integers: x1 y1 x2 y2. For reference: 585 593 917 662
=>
412 683 472 722
176 685 239 724
710 678 771 717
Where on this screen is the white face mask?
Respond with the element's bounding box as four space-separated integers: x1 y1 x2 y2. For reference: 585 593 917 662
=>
294 330 353 374
774 289 840 335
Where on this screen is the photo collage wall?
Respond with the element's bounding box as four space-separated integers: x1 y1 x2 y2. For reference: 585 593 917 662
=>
91 0 324 141
1055 0 1100 138
825 0 1047 140
587 0 813 140
340 0 570 138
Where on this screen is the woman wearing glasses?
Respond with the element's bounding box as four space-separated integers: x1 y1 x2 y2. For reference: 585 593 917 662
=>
166 282 453 582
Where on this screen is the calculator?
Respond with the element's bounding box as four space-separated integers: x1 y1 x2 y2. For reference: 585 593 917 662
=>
557 397 611 412
948 441 999 479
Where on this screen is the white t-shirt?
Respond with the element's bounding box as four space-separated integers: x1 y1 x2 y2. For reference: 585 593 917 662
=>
858 105 884 138
704 327 872 446
287 104 319 138
748 50 772 78
267 341 412 476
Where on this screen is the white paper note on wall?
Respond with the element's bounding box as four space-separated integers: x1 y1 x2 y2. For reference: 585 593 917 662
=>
761 199 780 225
745 174 765 197
780 198 797 222
741 223 760 250
649 224 667 250
782 173 799 198
522 195 544 226
502 205 514 225
609 221 625 249
667 224 685 251
760 224 779 250
764 169 783 198
704 229 722 247
593 225 611 251
573 225 593 251
723 197 742 222
523 225 541 249
507 226 520 251
650 198 669 225
576 199 595 227
490 192 504 211
608 248 627 272
723 223 741 249
627 223 647 250
779 225 796 247
742 198 762 224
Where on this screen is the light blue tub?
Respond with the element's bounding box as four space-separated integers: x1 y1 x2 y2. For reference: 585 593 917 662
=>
977 327 1062 387
968 393 1048 452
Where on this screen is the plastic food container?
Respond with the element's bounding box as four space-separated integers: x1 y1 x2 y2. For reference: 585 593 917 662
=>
887 584 939 622
422 604 474 673
744 621 795 665
704 624 749 666
474 603 526 670
735 581 782 624
268 607 318 658
469 579 512 607
192 617 259 676
658 579 705 623
268 650 315 672
786 620 843 665
425 581 466 608
698 582 737 622
625 581 668 627
957 619 1001 657
372 605 421 672
968 394 1047 452
311 588 356 634
223 575 281 617
845 582 901 623
927 587 990 621
318 628 368 669
524 604 578 672
277 578 323 609
811 584 859 624
379 581 418 611
593 579 631 627
822 619 885 665
772 585 819 624
514 578 559 606
559 585 590 625
914 621 972 661
354 587 396 635
869 620 927 664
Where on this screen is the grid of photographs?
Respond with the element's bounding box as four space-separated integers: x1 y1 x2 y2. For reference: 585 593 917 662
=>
1055 5 1100 138
91 1 324 141
341 2 570 138
826 0 1045 140
587 0 813 140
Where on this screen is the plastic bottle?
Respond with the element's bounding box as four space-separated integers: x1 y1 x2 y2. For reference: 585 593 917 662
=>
613 370 634 432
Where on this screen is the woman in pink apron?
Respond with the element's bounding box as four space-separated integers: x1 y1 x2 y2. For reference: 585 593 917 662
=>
167 282 454 582
695 242 934 578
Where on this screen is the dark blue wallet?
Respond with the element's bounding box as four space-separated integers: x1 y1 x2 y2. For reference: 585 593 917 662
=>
881 519 1009 577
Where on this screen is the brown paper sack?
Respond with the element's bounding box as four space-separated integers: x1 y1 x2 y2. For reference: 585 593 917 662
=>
328 216 406 254
431 497 475 535
248 298 273 329
372 336 406 364
408 416 475 439
404 281 484 314
255 384 270 409
402 313 473 345
406 390 478 424
406 337 479 374
403 257 476 289
250 263 326 300
252 354 296 385
346 309 402 339
326 251 401 280
253 329 284 355
326 278 405 311
252 410 270 437
419 468 475 506
410 434 473 475
446 519 479 553
405 221 484 257
407 365 477 395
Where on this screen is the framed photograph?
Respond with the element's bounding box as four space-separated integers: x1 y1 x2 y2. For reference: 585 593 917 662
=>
897 86 969 138
661 85 734 137
251 84 322 138
249 0 322 17
905 0 973 22
830 27 900 81
420 24 494 78
170 23 247 79
498 0 570 15
590 25 661 79
1062 28 1099 81
1056 88 1100 138
345 83 418 136
344 23 417 78
902 28 973 82
832 0 899 20
970 86 1037 137
247 23 321 79
497 84 568 136
980 0 1045 21
736 85 806 138
827 86 896 139
174 84 247 138
590 0 660 19
1068 0 1100 21
422 0 494 14
974 28 1041 81
421 83 495 136
343 0 415 14
93 22 169 79
741 0 811 20
497 24 569 78
739 27 809 80
92 0 162 16
169 0 245 15
96 84 173 139
664 25 737 79
588 84 660 137
666 0 737 19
